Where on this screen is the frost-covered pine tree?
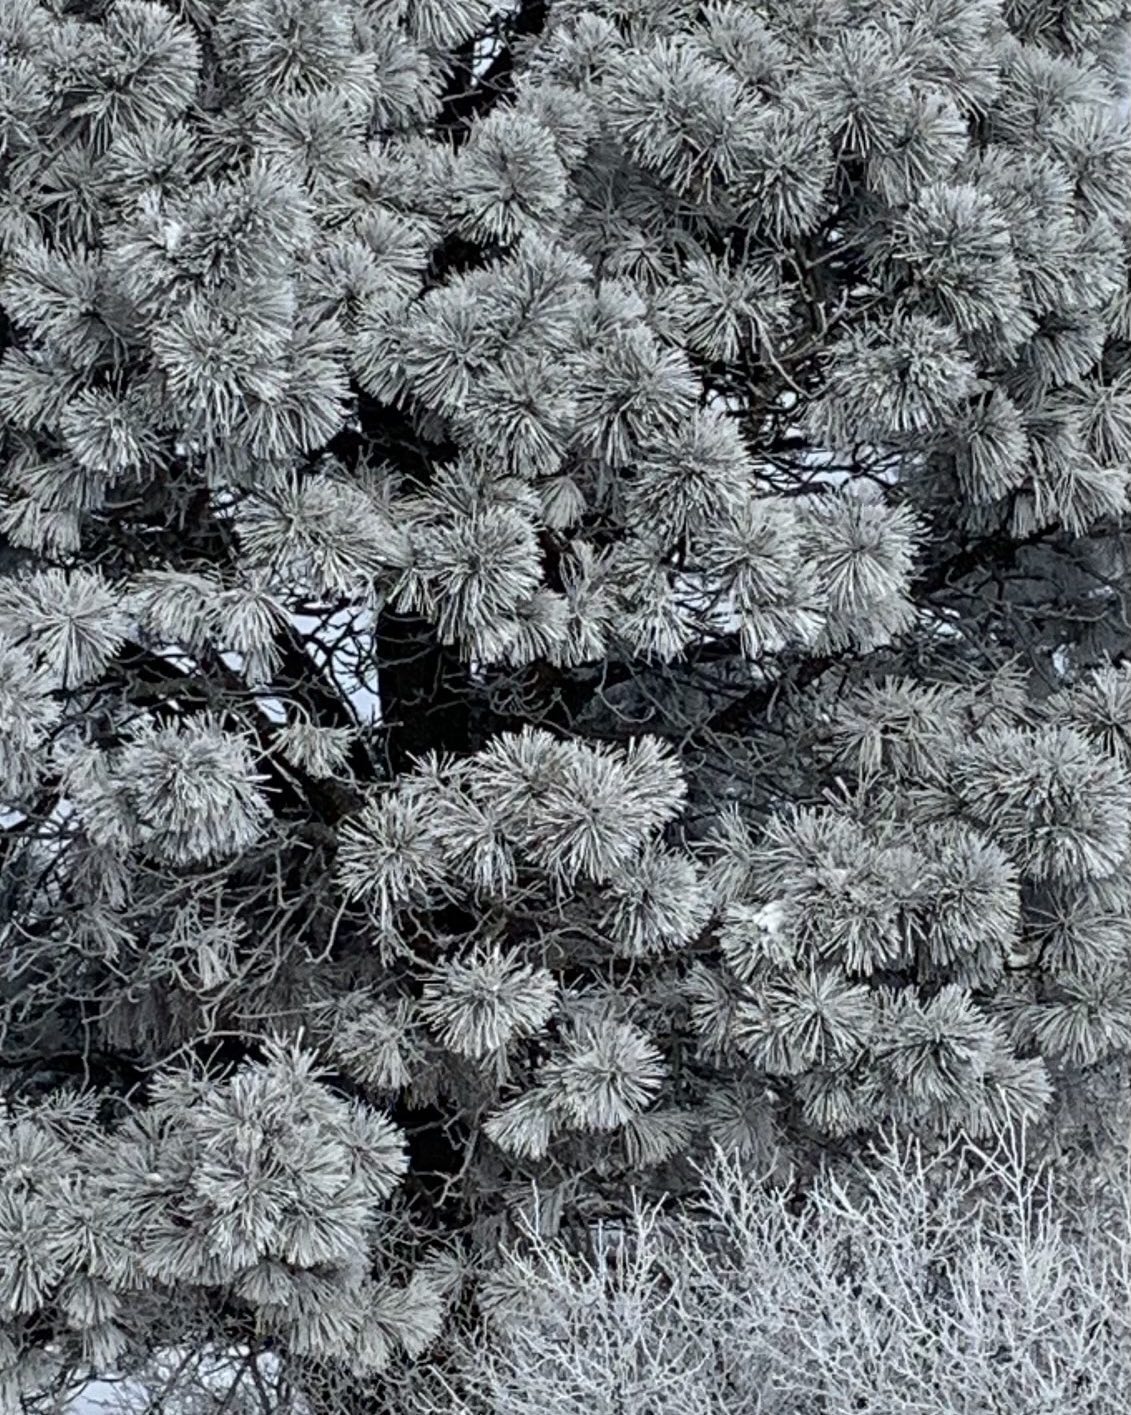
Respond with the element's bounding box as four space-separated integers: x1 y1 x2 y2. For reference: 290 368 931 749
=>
2 0 1131 1409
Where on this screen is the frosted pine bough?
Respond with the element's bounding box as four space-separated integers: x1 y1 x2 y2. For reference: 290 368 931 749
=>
0 0 1130 1411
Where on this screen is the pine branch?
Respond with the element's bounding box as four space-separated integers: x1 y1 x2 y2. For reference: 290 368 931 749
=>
912 523 1067 598
436 2 550 136
109 637 365 824
697 653 845 736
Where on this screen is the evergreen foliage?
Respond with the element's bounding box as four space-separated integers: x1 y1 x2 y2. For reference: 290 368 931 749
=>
0 0 1130 1408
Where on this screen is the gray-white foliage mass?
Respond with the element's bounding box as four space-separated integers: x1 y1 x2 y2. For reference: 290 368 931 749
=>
1 0 1131 1411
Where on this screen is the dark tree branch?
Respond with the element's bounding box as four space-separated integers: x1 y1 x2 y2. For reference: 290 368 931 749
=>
435 1 550 136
